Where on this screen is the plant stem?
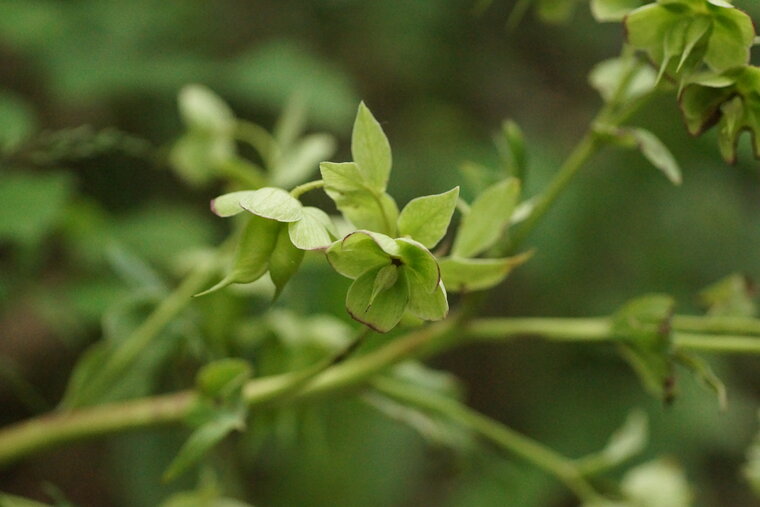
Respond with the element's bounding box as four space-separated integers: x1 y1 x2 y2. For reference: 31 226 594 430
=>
463 316 760 355
0 320 453 467
673 333 760 355
290 179 325 199
372 376 602 502
0 392 196 467
509 132 600 250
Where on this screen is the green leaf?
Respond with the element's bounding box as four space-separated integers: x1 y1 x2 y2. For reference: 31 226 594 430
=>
674 351 727 409
346 266 409 332
197 215 280 296
498 120 527 180
239 187 303 222
320 161 399 235
196 359 252 400
210 191 258 218
397 187 459 248
628 128 682 185
326 231 392 279
178 84 235 134
589 57 657 104
612 294 676 402
163 411 244 482
271 133 336 188
699 273 756 317
620 459 692 507
439 253 532 292
403 269 448 321
452 178 520 258
269 225 305 299
590 0 643 22
352 102 392 191
577 410 649 475
287 206 335 250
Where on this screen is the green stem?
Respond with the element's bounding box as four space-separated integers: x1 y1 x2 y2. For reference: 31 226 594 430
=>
290 179 325 199
509 132 600 250
0 320 452 467
672 315 760 336
372 376 602 502
464 316 760 355
673 333 760 355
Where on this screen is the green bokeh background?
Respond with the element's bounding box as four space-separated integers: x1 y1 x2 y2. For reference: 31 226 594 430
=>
1 1 759 505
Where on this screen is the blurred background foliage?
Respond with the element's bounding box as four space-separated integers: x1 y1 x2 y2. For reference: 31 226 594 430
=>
1 0 759 505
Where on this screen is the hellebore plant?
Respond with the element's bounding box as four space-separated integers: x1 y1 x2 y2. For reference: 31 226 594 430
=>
5 2 760 506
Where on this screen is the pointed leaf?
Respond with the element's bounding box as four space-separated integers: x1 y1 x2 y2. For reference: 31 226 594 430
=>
352 102 391 191
440 253 531 292
629 128 682 185
269 225 304 299
589 57 657 104
397 187 459 248
239 187 303 222
288 207 335 250
210 191 258 217
163 411 244 482
178 84 234 134
674 351 727 409
452 178 520 258
197 216 280 296
577 410 648 475
346 267 409 333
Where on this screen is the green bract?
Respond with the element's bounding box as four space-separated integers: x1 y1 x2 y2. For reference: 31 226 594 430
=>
321 103 399 236
210 187 336 250
397 187 459 249
625 0 754 82
679 66 760 162
327 231 447 332
452 178 520 258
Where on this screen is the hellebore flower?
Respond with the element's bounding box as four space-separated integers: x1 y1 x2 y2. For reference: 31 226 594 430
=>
199 187 336 298
326 230 448 332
